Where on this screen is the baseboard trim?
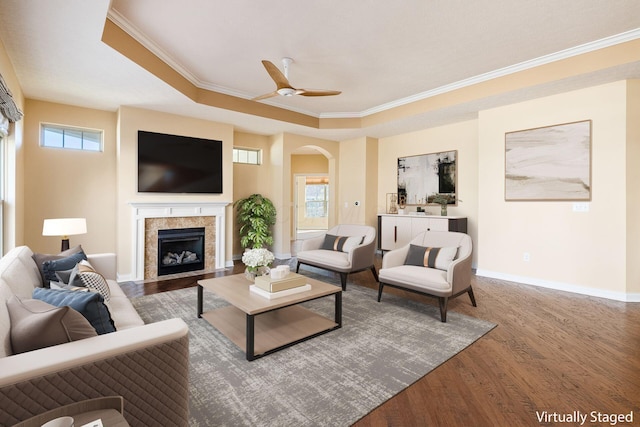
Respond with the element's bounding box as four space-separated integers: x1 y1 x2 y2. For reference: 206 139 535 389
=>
117 273 135 283
476 269 640 302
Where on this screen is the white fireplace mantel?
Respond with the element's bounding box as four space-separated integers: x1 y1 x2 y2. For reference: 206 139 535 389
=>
130 201 230 281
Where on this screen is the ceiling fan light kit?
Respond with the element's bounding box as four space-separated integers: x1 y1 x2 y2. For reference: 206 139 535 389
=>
253 57 341 101
277 87 296 97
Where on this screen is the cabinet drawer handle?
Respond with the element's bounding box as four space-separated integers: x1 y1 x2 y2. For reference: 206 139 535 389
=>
394 226 397 242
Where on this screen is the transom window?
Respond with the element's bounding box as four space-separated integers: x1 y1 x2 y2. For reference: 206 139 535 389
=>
41 124 103 152
233 147 261 165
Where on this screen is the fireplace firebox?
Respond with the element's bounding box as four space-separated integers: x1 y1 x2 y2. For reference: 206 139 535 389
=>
157 227 205 276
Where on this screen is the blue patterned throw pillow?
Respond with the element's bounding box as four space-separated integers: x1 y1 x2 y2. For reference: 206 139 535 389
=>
32 287 116 335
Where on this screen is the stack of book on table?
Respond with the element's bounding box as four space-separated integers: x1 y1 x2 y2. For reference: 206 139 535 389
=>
250 270 311 299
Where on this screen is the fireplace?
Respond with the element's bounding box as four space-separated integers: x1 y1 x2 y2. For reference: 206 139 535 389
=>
130 202 228 281
157 227 205 276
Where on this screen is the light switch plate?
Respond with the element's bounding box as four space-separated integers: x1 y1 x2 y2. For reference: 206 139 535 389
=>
572 202 589 212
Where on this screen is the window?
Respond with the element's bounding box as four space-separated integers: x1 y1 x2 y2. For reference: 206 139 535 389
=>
233 147 261 165
41 124 102 151
305 177 329 218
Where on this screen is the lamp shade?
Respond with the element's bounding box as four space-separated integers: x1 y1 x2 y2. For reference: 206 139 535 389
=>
42 218 87 237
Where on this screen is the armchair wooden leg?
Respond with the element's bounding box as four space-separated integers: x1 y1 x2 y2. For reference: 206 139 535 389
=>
438 297 448 322
468 286 477 307
370 266 379 282
377 283 384 302
296 261 301 273
339 273 348 291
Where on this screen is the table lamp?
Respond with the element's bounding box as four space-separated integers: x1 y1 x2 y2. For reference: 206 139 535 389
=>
42 218 87 251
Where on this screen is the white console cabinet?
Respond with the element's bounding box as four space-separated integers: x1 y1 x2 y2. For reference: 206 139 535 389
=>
377 214 467 251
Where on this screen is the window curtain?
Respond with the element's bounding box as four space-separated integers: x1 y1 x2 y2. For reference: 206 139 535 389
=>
0 72 23 123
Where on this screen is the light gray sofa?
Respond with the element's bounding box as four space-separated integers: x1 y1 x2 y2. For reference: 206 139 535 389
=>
0 246 190 427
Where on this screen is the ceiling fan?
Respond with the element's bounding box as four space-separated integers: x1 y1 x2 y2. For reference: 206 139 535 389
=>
252 57 341 101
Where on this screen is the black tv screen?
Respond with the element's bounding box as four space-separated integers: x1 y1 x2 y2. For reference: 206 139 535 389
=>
137 130 223 194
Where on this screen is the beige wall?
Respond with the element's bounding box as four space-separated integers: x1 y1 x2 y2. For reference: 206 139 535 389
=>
116 106 234 279
0 39 25 252
339 137 379 227
269 133 339 258
232 131 273 257
291 154 328 174
226 135 338 260
23 100 117 254
378 120 479 264
626 80 640 294
364 137 379 228
477 81 631 298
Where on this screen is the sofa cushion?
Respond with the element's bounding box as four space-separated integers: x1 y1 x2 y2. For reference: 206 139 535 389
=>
0 247 43 299
54 268 74 285
42 252 88 285
379 265 450 293
32 245 85 286
0 280 14 357
106 294 145 330
7 295 97 354
404 244 458 271
297 249 351 269
50 281 89 292
32 288 116 335
71 261 111 302
321 234 364 253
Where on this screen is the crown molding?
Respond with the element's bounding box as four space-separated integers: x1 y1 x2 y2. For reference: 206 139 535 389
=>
107 10 202 88
107 9 640 122
323 28 640 119
107 10 322 118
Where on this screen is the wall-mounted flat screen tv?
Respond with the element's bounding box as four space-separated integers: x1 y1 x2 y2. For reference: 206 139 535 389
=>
137 130 223 194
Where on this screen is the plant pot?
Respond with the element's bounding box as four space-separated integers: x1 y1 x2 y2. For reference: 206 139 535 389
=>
440 204 448 216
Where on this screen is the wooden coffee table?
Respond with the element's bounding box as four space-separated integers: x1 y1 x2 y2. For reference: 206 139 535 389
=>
197 274 342 361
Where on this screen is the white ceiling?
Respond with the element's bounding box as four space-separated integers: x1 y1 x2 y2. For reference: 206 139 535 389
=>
1 0 640 141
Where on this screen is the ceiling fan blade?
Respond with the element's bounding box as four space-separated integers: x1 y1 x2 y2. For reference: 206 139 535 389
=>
297 89 342 97
252 91 279 101
261 60 291 89
255 59 341 100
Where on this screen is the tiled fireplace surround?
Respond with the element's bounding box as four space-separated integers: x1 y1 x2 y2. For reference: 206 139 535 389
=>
130 202 229 281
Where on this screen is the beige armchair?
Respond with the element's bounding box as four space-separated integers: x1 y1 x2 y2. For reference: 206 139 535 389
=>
296 224 378 290
377 231 476 322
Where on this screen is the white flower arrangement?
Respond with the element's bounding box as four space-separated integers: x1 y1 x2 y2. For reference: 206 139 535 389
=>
242 248 275 271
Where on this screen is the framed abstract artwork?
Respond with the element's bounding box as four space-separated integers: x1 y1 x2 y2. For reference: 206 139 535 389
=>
397 150 457 206
505 120 591 201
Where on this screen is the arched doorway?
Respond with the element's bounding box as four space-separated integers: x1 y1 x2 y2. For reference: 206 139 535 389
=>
291 146 330 241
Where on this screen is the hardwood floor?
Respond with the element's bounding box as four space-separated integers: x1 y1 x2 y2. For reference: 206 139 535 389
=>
120 255 640 427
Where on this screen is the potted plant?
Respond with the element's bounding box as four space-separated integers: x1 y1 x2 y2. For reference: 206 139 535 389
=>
430 194 452 216
233 194 277 249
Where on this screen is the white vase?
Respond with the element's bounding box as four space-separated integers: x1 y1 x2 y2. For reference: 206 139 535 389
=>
244 266 270 282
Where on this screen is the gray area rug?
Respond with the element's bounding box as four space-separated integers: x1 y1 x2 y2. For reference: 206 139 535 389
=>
131 270 495 426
